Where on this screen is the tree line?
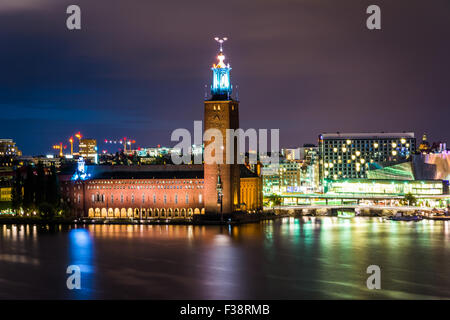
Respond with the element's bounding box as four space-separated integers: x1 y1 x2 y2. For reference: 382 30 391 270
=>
11 163 66 218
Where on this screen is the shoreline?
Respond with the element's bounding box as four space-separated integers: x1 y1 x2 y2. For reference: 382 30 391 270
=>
0 212 291 226
2 213 449 226
1 210 449 226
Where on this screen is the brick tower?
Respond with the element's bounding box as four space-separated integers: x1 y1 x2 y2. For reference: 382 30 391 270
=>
204 38 240 214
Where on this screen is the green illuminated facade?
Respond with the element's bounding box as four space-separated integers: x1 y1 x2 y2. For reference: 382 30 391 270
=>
366 161 415 180
327 179 448 196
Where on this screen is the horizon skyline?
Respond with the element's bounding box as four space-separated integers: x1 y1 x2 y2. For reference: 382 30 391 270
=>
4 128 443 157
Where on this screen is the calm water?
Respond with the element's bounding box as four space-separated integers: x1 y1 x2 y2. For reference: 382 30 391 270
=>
0 217 450 299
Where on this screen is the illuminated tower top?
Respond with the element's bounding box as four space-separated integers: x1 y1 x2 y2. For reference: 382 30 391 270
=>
210 37 232 100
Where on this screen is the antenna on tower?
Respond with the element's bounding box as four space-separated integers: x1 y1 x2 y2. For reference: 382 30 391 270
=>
214 37 228 52
204 84 208 100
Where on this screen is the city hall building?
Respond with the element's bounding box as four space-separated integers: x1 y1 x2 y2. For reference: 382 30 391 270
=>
60 42 263 218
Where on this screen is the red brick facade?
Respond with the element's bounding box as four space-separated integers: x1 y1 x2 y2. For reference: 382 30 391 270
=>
62 177 205 218
60 164 263 218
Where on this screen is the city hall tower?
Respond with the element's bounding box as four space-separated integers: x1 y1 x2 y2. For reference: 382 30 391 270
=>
204 38 240 214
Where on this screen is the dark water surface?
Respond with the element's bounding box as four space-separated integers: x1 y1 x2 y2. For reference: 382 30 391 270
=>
1 217 449 299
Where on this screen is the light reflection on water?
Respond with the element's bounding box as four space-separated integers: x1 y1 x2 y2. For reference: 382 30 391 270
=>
0 218 449 299
68 229 93 299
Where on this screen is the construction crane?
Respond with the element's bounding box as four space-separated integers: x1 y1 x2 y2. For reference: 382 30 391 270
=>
75 132 82 141
53 143 67 157
104 137 136 153
69 137 74 156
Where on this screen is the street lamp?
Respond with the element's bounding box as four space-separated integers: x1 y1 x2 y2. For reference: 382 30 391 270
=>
216 166 223 222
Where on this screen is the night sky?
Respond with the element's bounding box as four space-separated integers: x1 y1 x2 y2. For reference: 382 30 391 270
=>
0 0 449 155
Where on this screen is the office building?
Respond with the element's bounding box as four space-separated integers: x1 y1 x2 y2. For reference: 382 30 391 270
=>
79 139 98 163
318 132 416 182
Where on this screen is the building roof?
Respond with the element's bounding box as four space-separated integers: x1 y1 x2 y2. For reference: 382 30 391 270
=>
321 132 415 139
88 164 204 180
72 164 259 181
240 165 259 178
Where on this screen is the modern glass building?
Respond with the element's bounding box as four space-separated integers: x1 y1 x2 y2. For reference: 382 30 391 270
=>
318 132 416 182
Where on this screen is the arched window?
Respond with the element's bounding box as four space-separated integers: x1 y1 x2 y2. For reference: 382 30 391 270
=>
121 194 124 203
164 194 167 204
199 194 202 203
142 194 145 204
185 193 189 204
174 194 178 204
153 194 156 204
131 194 135 204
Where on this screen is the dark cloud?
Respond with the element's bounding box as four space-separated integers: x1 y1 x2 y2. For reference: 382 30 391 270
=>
0 0 449 154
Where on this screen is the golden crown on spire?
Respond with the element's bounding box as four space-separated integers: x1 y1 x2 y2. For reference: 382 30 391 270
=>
213 37 228 68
